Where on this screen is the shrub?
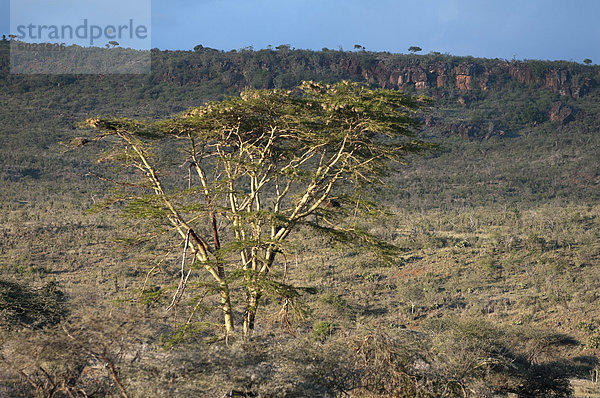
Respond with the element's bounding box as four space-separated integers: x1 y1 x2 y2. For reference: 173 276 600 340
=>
0 279 67 330
313 321 336 341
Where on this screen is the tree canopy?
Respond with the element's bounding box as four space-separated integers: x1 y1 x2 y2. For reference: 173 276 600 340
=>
82 80 433 337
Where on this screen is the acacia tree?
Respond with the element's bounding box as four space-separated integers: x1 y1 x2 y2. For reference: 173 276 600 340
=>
83 81 432 337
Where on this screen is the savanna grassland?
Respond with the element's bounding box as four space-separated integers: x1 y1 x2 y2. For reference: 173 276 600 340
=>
1 40 600 397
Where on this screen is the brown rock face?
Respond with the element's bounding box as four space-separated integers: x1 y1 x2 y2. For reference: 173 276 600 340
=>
148 50 597 101
542 69 590 98
456 75 472 91
489 63 593 98
395 66 428 88
334 58 361 75
436 75 448 88
326 58 593 98
479 72 491 91
429 64 449 88
545 70 570 94
510 66 533 85
372 61 389 87
549 102 574 124
453 64 474 75
570 78 591 99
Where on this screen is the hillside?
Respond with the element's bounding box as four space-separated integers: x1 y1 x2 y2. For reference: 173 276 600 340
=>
1 40 600 397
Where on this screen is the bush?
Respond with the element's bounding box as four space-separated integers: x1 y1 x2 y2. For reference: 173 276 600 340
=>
0 279 67 330
348 319 576 397
313 321 336 341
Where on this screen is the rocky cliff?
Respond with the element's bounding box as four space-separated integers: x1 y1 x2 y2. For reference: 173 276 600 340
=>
2 41 598 140
345 58 594 99
2 40 595 101
151 49 598 102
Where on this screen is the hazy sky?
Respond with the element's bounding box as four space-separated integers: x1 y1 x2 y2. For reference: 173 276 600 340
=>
2 0 600 62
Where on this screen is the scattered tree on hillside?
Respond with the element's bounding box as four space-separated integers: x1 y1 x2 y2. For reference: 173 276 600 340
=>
408 46 422 54
82 81 433 337
584 58 593 65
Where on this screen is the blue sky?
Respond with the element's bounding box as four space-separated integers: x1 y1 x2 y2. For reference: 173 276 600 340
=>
2 0 600 62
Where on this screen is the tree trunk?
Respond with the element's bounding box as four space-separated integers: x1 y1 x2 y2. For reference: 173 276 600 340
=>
242 290 261 336
210 213 234 336
219 281 234 336
242 249 277 336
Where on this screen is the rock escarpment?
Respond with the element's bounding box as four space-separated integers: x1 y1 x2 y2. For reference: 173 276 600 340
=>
134 45 600 103
354 59 593 99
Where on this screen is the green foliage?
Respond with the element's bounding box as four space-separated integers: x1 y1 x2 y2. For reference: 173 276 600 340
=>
312 320 336 341
479 255 500 273
139 285 164 305
82 80 433 338
319 292 348 312
515 103 546 124
122 195 169 220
